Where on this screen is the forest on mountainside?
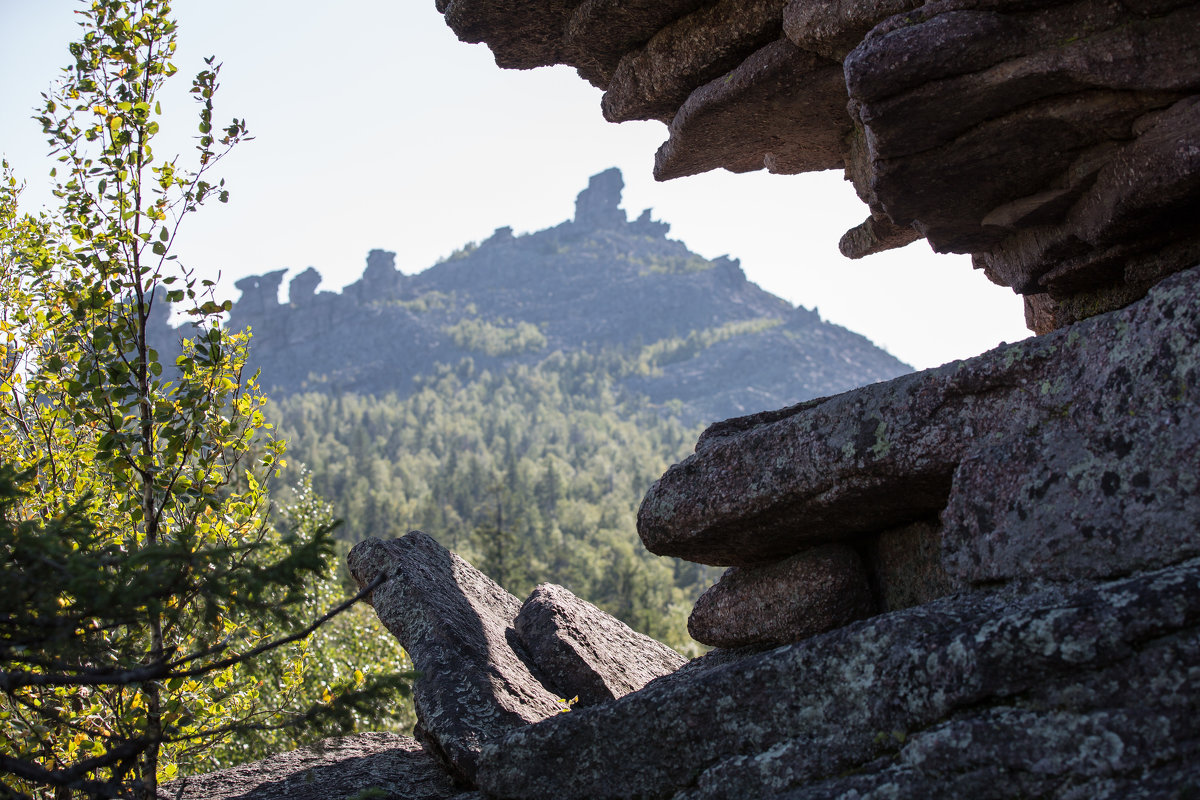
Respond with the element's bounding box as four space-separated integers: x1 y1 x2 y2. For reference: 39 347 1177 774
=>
271 353 720 655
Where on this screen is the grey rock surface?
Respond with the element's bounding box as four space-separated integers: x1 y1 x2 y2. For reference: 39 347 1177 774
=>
171 732 476 800
638 264 1200 582
602 0 789 123
515 583 686 707
687 544 874 648
347 533 561 785
654 39 847 180
783 0 922 61
475 558 1200 799
566 0 711 87
863 518 953 611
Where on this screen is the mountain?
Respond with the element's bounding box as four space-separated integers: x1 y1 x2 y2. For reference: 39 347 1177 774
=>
222 168 910 425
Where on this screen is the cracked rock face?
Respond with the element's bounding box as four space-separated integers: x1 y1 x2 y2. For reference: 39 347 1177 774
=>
437 0 1200 331
515 583 686 706
475 559 1200 799
638 263 1200 585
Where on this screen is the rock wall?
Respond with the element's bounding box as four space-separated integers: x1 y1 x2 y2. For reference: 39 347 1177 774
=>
438 0 1200 333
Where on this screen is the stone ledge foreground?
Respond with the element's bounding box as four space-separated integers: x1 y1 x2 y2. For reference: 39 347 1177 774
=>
172 732 479 800
476 558 1200 799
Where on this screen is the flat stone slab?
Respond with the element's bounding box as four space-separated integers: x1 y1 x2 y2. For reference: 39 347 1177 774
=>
602 0 790 123
688 544 874 647
475 558 1200 799
638 264 1200 586
172 733 476 800
347 533 562 785
515 583 686 707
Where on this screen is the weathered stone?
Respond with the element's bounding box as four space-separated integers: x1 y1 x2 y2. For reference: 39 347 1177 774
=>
475 558 1200 799
863 518 953 611
347 533 562 785
687 544 874 648
602 0 789 123
514 583 686 707
438 0 581 70
980 95 1200 325
653 39 847 180
171 733 475 800
573 166 627 229
638 264 1200 578
841 0 1200 317
782 0 922 61
566 0 712 87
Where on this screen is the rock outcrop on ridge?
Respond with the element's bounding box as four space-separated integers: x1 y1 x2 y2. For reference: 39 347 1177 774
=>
439 0 1200 333
187 168 909 425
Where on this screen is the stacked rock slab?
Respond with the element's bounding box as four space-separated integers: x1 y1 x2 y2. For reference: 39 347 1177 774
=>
171 733 481 800
346 532 685 784
438 0 1200 332
466 265 1200 798
655 261 1200 649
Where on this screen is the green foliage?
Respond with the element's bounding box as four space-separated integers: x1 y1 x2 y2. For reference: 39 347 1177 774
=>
631 317 783 376
271 354 718 654
0 4 405 797
443 317 547 357
199 471 415 768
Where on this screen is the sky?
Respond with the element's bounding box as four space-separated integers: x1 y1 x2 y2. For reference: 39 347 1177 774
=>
0 0 1032 371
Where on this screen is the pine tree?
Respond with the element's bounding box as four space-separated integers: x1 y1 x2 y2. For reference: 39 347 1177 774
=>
0 4 403 797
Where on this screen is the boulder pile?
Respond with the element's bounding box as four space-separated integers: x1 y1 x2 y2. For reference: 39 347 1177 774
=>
439 0 1200 332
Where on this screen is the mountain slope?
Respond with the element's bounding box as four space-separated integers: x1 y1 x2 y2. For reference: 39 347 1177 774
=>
223 168 910 424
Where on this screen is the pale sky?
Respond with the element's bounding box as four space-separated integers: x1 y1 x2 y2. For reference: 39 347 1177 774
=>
0 0 1031 370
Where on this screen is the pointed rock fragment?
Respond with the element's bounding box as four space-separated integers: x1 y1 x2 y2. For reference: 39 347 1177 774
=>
347 532 562 785
515 583 687 706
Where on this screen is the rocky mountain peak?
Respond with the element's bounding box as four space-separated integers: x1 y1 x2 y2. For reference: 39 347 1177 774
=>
573 166 626 229
181 169 909 424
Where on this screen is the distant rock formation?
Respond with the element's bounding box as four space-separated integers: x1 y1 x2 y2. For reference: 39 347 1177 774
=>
573 166 627 229
209 169 907 424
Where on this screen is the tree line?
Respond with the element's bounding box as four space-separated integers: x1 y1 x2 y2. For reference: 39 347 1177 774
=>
271 352 719 654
